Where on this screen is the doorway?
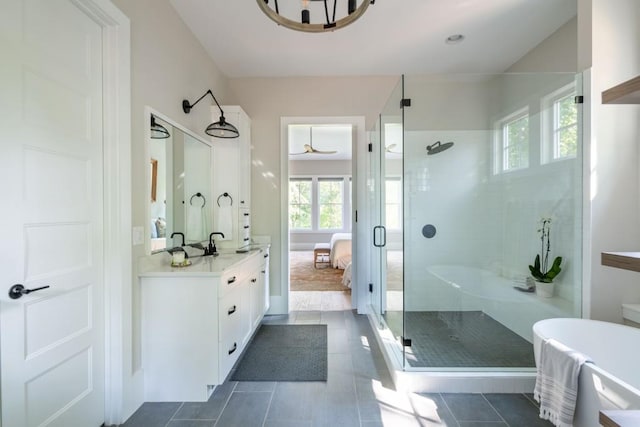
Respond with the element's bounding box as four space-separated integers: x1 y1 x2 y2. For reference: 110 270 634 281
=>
288 123 353 310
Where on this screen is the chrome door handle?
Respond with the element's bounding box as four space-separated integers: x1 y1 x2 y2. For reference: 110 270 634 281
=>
9 284 50 299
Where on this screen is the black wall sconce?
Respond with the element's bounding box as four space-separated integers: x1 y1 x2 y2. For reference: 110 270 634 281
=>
150 115 170 139
182 90 239 139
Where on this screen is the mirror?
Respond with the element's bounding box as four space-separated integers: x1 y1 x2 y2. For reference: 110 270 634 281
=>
148 111 213 253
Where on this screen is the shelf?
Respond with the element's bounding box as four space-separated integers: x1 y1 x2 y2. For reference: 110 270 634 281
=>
602 75 640 104
600 410 640 427
601 252 640 272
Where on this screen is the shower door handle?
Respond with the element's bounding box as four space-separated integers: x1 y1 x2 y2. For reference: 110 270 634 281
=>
373 225 386 247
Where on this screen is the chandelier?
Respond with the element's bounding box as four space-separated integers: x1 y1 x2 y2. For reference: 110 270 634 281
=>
257 0 374 33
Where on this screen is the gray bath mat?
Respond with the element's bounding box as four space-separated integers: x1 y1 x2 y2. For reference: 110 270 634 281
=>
231 324 327 381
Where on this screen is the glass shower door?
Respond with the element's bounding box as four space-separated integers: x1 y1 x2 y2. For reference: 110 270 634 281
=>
401 72 583 370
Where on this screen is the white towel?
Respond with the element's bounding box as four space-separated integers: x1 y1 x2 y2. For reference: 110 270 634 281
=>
217 205 233 241
534 338 592 427
186 205 206 242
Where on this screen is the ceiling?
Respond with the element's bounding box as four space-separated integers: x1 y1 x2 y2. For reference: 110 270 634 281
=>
169 0 577 78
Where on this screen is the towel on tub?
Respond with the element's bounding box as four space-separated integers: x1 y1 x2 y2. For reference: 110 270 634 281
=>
534 338 592 427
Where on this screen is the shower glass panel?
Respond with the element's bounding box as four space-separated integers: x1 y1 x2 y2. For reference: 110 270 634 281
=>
381 73 583 370
370 77 403 334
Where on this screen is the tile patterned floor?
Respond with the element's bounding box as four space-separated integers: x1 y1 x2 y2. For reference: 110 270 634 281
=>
121 310 552 427
384 311 536 368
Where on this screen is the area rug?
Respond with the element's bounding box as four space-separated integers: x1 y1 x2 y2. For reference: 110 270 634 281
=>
231 324 327 381
290 251 347 291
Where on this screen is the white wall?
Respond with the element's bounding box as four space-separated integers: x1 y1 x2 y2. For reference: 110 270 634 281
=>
227 77 399 309
508 17 578 73
289 159 351 175
111 0 230 420
586 0 640 322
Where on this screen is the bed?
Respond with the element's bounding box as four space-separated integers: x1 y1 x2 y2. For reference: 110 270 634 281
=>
330 232 352 269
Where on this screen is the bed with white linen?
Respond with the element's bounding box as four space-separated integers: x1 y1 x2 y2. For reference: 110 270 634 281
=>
330 232 352 269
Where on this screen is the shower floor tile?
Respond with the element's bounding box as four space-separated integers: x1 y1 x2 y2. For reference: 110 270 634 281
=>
383 311 535 368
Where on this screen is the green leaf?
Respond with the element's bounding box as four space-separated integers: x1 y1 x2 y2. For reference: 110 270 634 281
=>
544 256 562 281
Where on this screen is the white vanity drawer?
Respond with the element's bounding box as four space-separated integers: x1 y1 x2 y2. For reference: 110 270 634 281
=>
219 268 247 299
219 289 244 342
219 333 242 380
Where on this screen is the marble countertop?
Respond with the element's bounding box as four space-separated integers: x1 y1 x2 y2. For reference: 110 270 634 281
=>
138 246 267 278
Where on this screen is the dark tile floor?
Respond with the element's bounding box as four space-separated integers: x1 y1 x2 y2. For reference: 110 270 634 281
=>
122 310 551 427
383 311 536 368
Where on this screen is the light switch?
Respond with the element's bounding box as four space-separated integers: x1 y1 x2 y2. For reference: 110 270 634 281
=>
132 226 144 246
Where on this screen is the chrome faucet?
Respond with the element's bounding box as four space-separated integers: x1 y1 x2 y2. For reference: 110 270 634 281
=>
205 232 225 256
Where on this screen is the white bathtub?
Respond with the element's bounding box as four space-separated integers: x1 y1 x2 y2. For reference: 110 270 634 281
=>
533 318 640 426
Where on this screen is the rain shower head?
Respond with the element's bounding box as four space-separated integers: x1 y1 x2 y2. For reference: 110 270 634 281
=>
426 141 454 155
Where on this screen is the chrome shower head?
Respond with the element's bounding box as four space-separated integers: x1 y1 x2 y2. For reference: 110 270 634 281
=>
426 141 454 155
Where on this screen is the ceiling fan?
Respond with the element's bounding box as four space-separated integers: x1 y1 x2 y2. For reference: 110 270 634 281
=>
289 127 337 155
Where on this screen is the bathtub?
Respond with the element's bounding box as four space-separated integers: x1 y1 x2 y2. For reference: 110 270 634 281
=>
533 318 640 426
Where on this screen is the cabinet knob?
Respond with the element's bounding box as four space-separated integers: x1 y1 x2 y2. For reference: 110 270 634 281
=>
228 343 237 355
228 305 237 315
227 276 237 285
251 278 257 283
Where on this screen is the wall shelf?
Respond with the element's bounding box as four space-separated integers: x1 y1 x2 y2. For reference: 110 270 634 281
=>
600 410 640 427
602 75 640 104
601 252 640 272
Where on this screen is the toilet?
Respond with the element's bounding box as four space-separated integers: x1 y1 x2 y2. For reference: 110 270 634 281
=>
622 303 640 328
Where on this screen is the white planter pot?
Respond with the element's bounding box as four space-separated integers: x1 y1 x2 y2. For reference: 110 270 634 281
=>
535 280 554 298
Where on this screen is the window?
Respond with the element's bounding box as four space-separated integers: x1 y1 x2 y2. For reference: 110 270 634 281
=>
318 178 343 229
543 85 578 162
494 108 529 174
289 176 351 232
385 178 402 230
289 178 312 229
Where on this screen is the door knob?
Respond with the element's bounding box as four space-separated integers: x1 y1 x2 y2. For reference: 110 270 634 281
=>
8 284 50 299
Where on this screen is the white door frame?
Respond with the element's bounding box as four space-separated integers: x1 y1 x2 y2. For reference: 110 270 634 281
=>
70 1 131 424
277 116 368 315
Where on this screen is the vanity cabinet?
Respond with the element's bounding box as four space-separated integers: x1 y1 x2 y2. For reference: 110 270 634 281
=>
212 105 252 250
140 248 269 402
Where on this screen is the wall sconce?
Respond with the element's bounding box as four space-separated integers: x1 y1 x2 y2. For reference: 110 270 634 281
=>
182 90 239 139
150 115 170 139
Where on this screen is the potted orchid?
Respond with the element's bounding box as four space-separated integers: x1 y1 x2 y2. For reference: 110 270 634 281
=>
529 218 562 297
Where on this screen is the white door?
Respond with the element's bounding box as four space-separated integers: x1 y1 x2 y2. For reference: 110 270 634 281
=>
0 1 105 426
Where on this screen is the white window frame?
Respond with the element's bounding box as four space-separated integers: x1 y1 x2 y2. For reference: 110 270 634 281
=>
493 107 530 174
289 177 313 230
289 175 352 233
317 177 345 231
541 83 577 164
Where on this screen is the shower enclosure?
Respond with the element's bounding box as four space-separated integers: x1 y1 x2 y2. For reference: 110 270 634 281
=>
368 73 583 383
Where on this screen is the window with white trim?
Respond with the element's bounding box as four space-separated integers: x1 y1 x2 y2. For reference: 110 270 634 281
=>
542 84 577 162
318 178 344 230
494 107 529 174
289 178 312 230
289 176 351 232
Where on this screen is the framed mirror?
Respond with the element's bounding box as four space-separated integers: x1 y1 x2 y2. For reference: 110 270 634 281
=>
146 108 214 253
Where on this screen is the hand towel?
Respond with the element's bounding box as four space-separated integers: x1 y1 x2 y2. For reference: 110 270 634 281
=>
217 205 233 240
534 338 592 427
186 205 205 243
